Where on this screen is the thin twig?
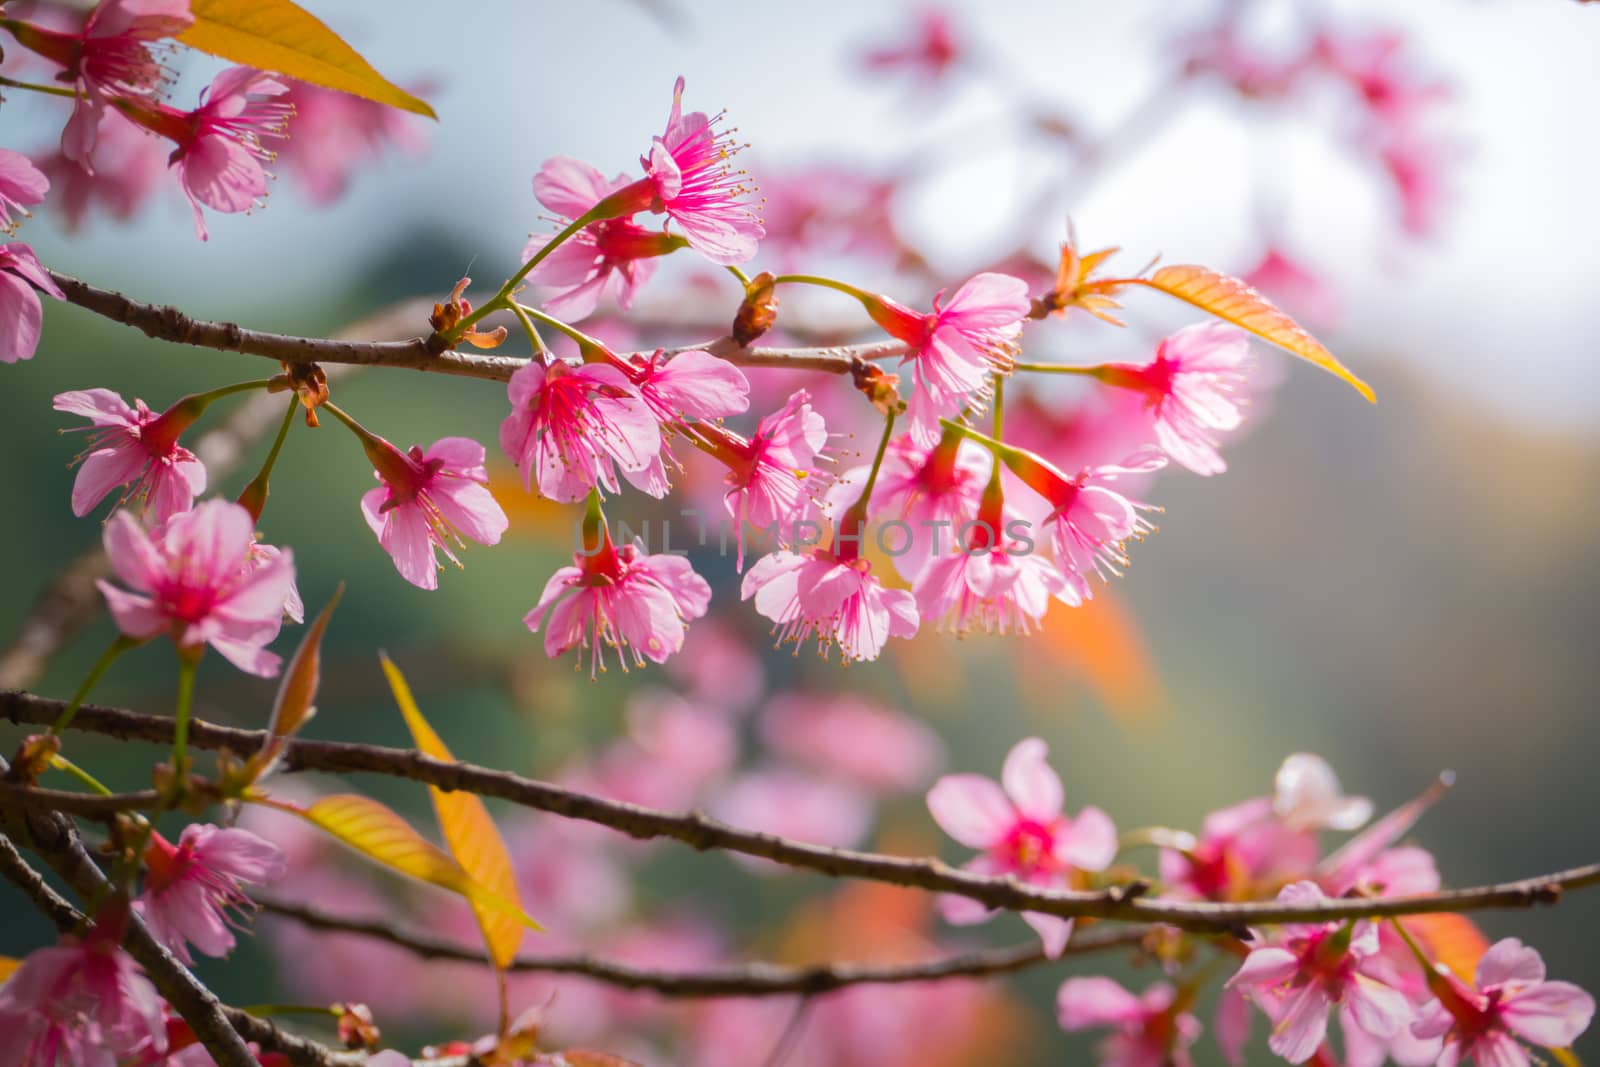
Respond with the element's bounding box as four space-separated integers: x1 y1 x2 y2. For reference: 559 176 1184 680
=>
253 893 1147 997
5 691 1596 933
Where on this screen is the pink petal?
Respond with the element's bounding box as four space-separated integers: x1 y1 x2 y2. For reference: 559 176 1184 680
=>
1216 987 1254 1066
533 156 624 217
1001 737 1063 823
1023 912 1074 959
0 272 43 363
1057 805 1118 871
1344 973 1410 1040
96 581 166 639
52 388 137 425
380 505 439 590
1058 976 1145 1030
71 445 147 516
651 350 750 419
429 478 508 547
1228 946 1301 990
1267 982 1333 1064
1476 938 1545 989
102 510 163 591
926 773 1013 848
1501 981 1596 1048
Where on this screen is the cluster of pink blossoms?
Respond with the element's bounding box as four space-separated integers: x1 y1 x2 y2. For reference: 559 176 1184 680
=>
925 742 1594 1067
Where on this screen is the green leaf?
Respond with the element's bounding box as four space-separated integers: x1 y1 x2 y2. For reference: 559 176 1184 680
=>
179 0 436 118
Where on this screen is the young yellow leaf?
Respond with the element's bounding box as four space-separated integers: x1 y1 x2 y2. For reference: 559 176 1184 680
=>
255 584 343 781
179 0 437 119
0 956 20 984
1134 265 1375 402
380 653 532 969
265 794 535 930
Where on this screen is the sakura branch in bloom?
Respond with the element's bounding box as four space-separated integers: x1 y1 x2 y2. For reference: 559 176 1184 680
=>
0 1 1591 1065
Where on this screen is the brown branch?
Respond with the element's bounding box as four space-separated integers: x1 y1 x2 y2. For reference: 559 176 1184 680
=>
6 691 1597 933
45 269 903 382
0 781 163 818
254 893 1147 997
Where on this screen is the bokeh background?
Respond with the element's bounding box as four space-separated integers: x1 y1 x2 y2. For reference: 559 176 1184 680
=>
2 1 1597 1063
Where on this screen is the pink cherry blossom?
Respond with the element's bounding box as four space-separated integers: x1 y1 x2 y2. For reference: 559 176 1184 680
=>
759 691 944 793
741 548 918 663
757 166 902 263
96 499 297 676
1096 323 1252 476
666 618 766 713
1226 882 1412 1064
499 358 662 502
36 108 168 232
525 535 711 675
717 389 830 567
1058 977 1203 1067
524 157 683 320
10 0 195 167
0 241 65 363
135 822 287 965
1158 794 1319 902
1412 938 1594 1067
1273 752 1374 833
1005 448 1166 601
0 913 167 1066
926 737 1116 956
1242 246 1341 330
0 148 49 232
163 67 292 241
275 78 428 205
637 77 764 264
359 435 509 590
913 503 1073 634
861 7 963 83
1315 30 1449 129
611 347 751 496
1177 20 1311 99
54 387 207 521
867 272 1031 447
711 767 874 874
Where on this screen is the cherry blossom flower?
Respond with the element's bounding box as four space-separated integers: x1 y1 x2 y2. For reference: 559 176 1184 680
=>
54 387 208 521
500 358 662 502
0 910 166 1066
861 7 963 83
1095 323 1252 476
1058 977 1203 1067
1159 795 1318 902
926 737 1116 956
609 347 751 496
525 535 710 674
715 389 830 567
96 499 297 676
711 767 874 874
831 430 990 582
524 157 684 320
636 77 764 264
0 241 65 363
1315 30 1449 129
1411 938 1594 1067
36 108 168 232
1273 752 1374 833
359 434 509 590
163 67 292 241
275 78 428 205
1226 882 1412 1063
1242 246 1341 330
7 0 194 166
1004 448 1166 601
0 148 49 233
135 822 287 965
914 535 1073 635
866 272 1031 446
741 548 918 663
759 692 944 793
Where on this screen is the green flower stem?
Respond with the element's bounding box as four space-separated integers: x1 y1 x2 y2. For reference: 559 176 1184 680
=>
771 274 874 302
320 400 382 448
1010 361 1112 378
169 653 200 785
938 418 1027 464
50 635 139 735
187 378 280 406
453 204 612 337
992 374 1006 437
516 303 606 355
48 755 114 796
0 73 79 99
510 302 549 355
237 397 298 521
726 265 753 286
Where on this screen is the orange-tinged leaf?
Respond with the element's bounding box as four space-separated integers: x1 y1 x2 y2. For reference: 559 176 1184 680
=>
179 0 436 118
1409 913 1491 981
380 653 531 969
1550 1048 1582 1067
0 956 20 983
1019 589 1165 724
1136 265 1375 402
256 584 342 781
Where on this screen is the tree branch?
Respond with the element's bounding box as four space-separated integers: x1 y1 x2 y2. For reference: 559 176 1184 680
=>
5 691 1597 933
253 893 1147 997
44 269 902 382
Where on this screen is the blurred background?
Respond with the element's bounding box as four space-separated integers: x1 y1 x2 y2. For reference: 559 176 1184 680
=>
1 0 1597 1063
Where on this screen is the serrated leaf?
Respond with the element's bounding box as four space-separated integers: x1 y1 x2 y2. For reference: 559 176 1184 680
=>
1135 265 1375 402
380 653 531 969
255 584 342 782
265 794 535 929
179 0 436 118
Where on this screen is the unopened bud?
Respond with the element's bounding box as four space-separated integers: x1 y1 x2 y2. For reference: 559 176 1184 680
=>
333 1003 380 1050
277 361 329 427
850 359 904 416
732 271 780 345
